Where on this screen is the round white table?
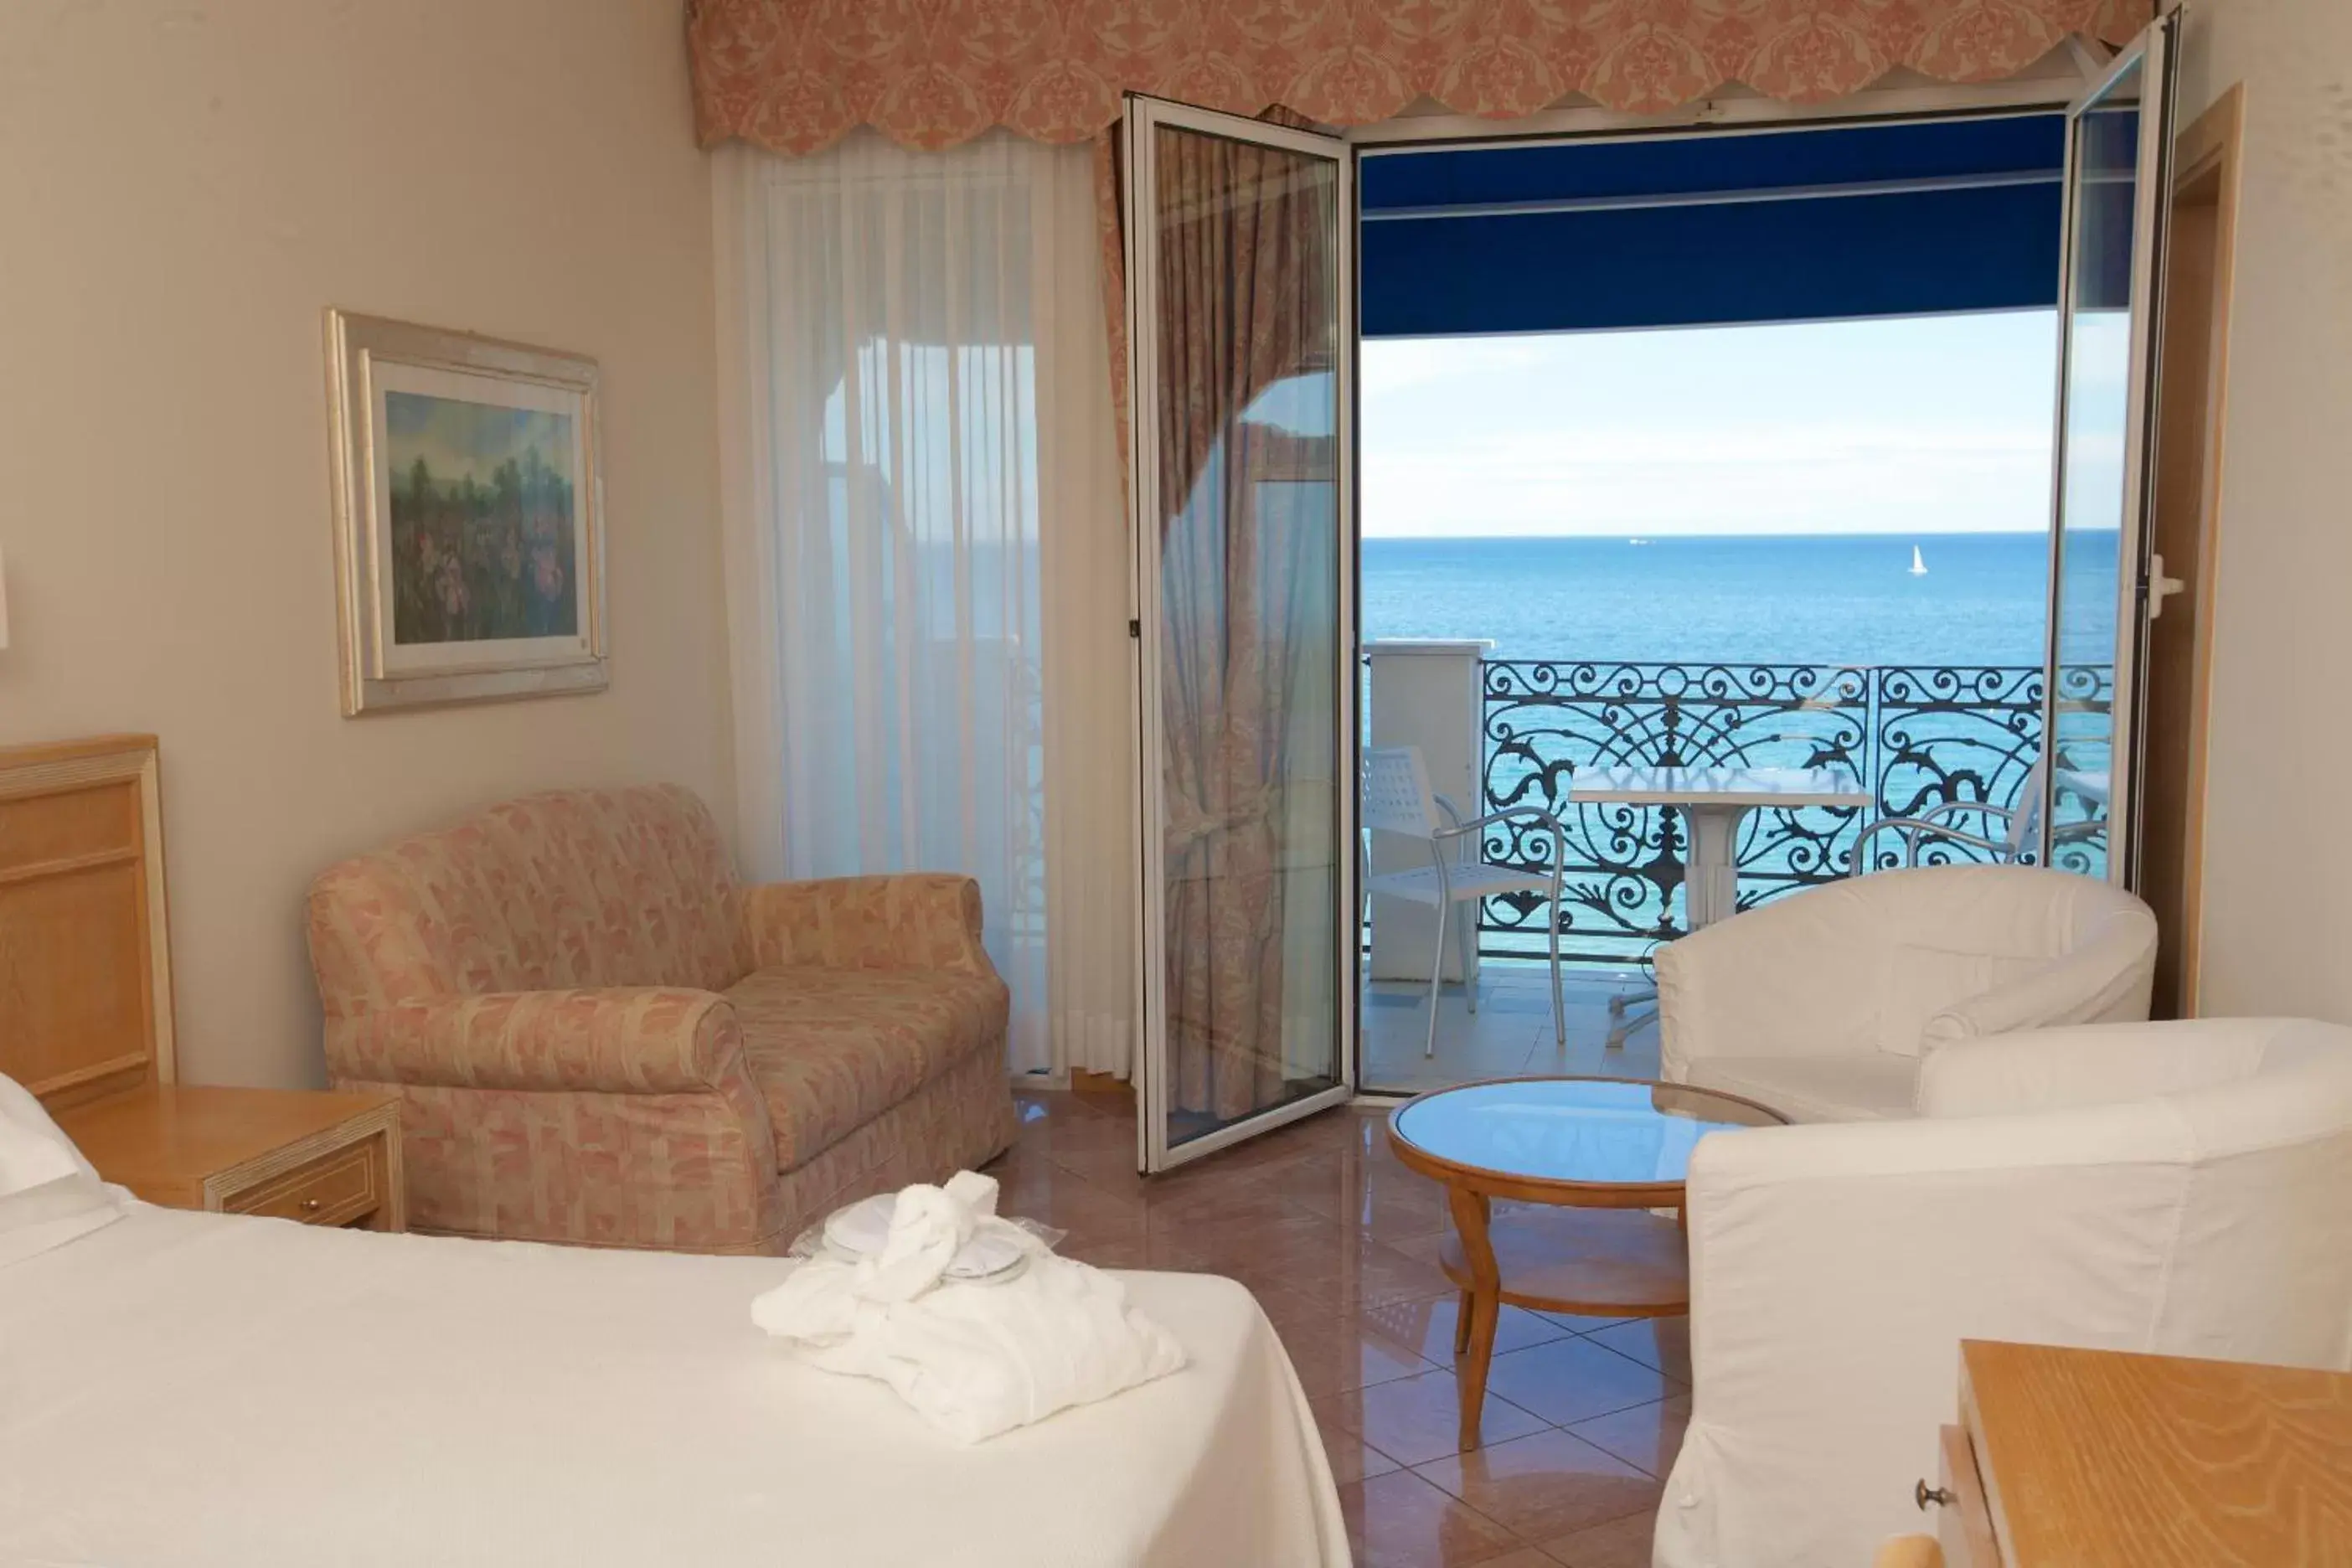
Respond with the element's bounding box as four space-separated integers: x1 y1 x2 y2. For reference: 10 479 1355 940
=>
1571 765 1873 929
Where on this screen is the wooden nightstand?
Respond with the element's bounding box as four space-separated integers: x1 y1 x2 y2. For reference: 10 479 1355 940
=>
57 1085 405 1231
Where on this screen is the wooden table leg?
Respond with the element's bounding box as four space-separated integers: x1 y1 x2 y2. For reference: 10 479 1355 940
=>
1447 1184 1500 1452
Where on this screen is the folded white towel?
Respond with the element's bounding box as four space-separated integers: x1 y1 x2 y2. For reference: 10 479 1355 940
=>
751 1171 1188 1443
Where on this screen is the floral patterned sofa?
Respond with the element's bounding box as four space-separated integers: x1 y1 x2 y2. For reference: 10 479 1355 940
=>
305 785 1019 1254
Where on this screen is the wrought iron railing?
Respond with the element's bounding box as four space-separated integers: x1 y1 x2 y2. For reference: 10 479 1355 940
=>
1471 660 2111 965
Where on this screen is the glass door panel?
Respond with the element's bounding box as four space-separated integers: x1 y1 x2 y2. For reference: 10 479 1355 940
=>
2043 15 2179 880
1123 97 1355 1172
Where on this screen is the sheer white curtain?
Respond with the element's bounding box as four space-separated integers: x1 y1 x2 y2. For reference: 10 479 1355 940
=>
714 131 1134 1080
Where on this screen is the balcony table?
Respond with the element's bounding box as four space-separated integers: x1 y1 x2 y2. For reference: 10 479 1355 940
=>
1572 765 1872 929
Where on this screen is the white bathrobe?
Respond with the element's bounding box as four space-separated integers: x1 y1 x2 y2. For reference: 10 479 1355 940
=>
751 1172 1188 1443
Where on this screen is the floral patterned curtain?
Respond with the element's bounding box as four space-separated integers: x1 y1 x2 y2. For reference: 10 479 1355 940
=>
689 0 2148 156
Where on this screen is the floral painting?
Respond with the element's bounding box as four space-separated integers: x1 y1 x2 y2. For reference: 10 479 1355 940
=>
327 310 606 714
384 393 579 645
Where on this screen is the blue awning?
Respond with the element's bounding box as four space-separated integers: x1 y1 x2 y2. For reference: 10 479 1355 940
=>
1360 115 2071 336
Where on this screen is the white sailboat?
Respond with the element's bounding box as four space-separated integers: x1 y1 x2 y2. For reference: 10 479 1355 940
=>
1909 544 1928 576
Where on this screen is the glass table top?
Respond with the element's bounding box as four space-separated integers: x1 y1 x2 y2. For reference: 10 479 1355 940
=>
1390 1078 1787 1188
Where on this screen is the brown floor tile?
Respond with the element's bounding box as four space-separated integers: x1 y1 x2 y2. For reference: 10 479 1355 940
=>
1378 1293 1575 1364
1414 1427 1661 1541
1483 1336 1674 1426
1532 1310 1634 1335
1474 1552 1566 1568
1249 1232 1457 1313
1138 1177 1302 1228
1307 1393 1406 1486
1539 1509 1658 1568
1255 1289 1438 1400
1314 1367 1549 1467
1565 1395 1690 1478
1018 1102 1141 1163
1381 1228 1456 1269
988 1163 1144 1245
1583 1317 1691 1383
1277 1153 1457 1242
1338 1470 1529 1568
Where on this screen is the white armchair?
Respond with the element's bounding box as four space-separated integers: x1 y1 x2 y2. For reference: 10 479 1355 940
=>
1653 1017 2352 1568
1654 864 2157 1122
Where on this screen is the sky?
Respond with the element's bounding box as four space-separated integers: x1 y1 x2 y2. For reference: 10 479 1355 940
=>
384 392 574 487
1354 308 2116 539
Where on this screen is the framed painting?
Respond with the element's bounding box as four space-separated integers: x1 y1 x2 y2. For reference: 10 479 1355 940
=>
325 310 606 714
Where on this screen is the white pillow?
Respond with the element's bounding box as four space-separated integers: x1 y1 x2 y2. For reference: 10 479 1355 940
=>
0 1072 125 1266
0 1071 95 1194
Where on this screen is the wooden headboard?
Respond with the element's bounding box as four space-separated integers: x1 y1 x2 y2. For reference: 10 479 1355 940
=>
0 735 175 1110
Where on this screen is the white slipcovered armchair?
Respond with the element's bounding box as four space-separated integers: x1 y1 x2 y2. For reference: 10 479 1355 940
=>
1655 864 2158 1122
1653 1017 2352 1568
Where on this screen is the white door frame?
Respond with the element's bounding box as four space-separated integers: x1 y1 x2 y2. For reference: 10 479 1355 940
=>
2037 11 2181 879
1123 94 1360 1173
1119 50 2129 1128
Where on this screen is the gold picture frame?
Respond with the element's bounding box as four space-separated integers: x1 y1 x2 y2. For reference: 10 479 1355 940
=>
324 309 607 714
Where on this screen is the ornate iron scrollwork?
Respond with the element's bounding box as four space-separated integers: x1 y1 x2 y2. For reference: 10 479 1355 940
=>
1473 660 2112 964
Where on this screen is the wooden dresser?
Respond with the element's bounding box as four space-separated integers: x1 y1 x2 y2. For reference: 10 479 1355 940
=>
1925 1339 2352 1566
1 734 404 1231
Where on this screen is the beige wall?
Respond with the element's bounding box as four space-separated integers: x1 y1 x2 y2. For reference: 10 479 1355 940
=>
2174 0 2352 1018
0 0 733 1087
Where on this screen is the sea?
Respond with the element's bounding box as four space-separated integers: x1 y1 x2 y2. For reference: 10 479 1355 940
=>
1359 531 2115 669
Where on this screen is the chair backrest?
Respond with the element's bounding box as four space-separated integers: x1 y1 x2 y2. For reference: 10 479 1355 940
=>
1360 746 1442 840
1925 1018 2352 1367
306 784 747 1014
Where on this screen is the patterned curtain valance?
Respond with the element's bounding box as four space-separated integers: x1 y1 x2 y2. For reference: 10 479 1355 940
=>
688 0 2148 156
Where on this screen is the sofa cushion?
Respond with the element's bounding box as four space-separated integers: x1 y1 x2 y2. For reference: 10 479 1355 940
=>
1683 1054 1921 1124
728 967 1010 1170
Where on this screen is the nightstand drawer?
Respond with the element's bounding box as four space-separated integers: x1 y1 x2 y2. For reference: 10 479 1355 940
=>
223 1137 384 1227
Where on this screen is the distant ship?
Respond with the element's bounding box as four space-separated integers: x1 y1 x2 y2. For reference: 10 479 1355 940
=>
1909 545 1928 576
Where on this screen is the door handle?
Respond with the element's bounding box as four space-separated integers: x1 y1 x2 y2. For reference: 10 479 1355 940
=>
2147 551 2187 620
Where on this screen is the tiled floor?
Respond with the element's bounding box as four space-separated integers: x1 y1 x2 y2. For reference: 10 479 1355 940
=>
1360 962 1661 1095
989 1084 1689 1568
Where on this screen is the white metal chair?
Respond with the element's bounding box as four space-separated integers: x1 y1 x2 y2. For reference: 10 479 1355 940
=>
1361 745 1569 1058
1849 756 2068 872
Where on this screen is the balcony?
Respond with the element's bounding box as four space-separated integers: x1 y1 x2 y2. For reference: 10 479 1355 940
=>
1360 648 2111 1089
1364 646 2112 970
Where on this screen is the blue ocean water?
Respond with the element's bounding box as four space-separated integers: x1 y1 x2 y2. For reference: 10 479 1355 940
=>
1360 531 2112 668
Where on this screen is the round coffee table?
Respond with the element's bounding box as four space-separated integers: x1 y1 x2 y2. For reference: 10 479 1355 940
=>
1387 1075 1787 1450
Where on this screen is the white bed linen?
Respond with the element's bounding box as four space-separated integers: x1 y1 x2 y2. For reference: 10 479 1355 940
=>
0 1206 1349 1568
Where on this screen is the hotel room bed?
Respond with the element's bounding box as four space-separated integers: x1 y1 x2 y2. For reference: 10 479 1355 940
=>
0 1203 1349 1567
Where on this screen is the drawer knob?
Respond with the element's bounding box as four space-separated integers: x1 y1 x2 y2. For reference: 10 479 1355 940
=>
1916 1480 1954 1511
302 1197 322 1213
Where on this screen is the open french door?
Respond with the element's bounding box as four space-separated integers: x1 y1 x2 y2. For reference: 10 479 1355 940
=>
1122 95 1358 1173
2040 12 2181 879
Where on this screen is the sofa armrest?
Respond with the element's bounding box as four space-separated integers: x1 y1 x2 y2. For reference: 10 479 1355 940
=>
740 874 995 975
1916 1017 2308 1119
326 988 750 1096
1921 910 2157 1051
